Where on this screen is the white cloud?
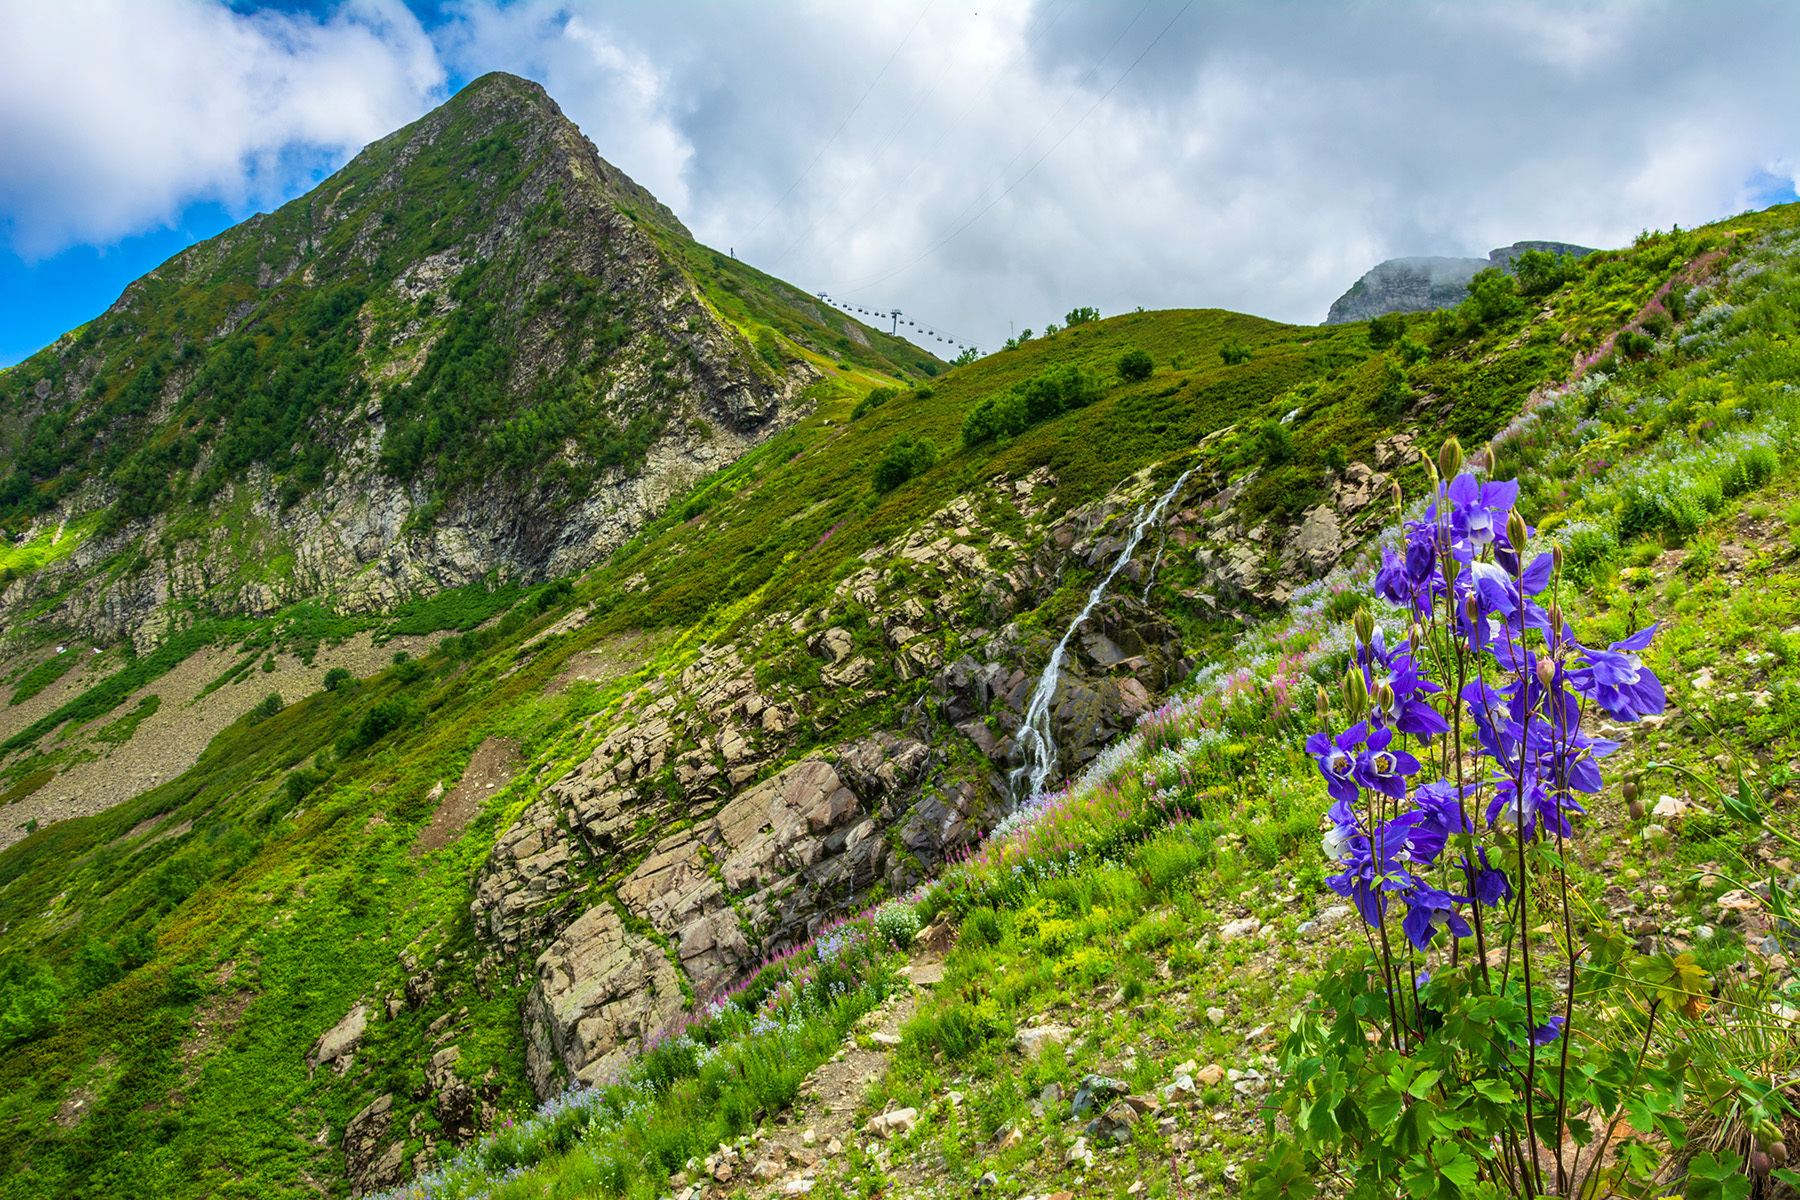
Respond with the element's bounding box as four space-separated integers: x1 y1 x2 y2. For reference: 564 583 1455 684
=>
0 0 444 257
442 0 1797 343
2 0 1797 347
434 1 695 218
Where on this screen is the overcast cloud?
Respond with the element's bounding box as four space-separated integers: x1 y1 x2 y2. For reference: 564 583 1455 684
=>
2 0 1796 358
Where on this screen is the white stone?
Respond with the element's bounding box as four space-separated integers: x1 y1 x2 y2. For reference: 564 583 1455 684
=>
1651 794 1688 818
1219 917 1262 943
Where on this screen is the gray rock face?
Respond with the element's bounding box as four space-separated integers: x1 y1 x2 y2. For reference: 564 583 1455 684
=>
1325 240 1596 324
509 738 942 1098
342 1094 404 1197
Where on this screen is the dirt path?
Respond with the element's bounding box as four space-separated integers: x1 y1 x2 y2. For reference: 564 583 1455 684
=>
680 954 947 1200
411 735 522 856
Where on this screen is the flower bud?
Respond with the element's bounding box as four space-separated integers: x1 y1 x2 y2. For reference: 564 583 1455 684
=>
1537 658 1556 689
1389 480 1402 510
1353 607 1375 647
1548 599 1563 634
1482 447 1496 475
1375 680 1396 713
1316 685 1330 726
1344 665 1369 721
1751 1151 1772 1181
1507 509 1530 550
1628 798 1647 821
1409 622 1424 647
1552 543 1564 573
1464 591 1479 624
1772 1141 1789 1166
1623 779 1639 802
1437 436 1463 483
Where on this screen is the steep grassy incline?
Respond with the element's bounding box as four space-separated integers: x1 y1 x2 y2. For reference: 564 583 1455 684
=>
0 191 1790 1199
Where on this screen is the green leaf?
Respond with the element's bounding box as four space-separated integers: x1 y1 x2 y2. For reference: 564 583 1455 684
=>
1472 1078 1517 1104
1769 875 1796 924
1364 1083 1406 1131
1244 1140 1317 1200
1723 767 1762 825
1683 1150 1753 1200
1408 1068 1443 1098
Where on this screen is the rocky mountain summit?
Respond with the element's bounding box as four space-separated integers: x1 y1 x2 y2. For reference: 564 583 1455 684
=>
1324 239 1596 323
0 73 928 646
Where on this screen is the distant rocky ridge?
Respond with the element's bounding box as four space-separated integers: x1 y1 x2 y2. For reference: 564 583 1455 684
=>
1324 240 1596 324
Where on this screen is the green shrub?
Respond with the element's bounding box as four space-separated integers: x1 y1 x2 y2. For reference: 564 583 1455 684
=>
1219 339 1253 365
284 769 326 804
0 959 64 1052
958 907 1001 947
1117 348 1154 381
902 1002 1005 1063
851 386 897 420
335 696 414 757
1065 306 1100 326
1559 523 1617 582
1459 267 1524 327
246 692 283 726
961 363 1104 444
1719 442 1778 497
1366 313 1405 348
1256 419 1294 465
1512 248 1583 297
871 433 939 492
322 667 354 692
535 578 575 612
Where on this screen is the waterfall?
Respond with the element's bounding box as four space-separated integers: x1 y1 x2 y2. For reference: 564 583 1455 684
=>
1009 466 1196 806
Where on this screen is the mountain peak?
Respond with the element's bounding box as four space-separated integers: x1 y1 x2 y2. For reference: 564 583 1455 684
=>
1325 238 1597 324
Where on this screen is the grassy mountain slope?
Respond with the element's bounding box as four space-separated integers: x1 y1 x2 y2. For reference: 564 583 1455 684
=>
0 138 1791 1200
0 72 932 641
332 212 1800 1200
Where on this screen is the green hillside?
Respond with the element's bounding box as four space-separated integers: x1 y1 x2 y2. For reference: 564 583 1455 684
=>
0 74 1796 1199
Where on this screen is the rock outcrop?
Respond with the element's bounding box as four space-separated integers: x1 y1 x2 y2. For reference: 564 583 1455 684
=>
1325 240 1597 324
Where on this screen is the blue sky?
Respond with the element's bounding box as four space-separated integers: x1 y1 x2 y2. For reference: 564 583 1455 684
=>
3 1 1798 367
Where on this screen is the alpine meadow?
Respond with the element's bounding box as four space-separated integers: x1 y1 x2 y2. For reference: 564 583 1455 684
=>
3 48 1800 1200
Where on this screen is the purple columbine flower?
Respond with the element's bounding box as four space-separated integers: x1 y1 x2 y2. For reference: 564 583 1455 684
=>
1359 629 1451 738
1566 624 1666 722
1306 721 1367 805
1321 797 1359 861
1401 886 1473 950
1446 473 1520 548
1354 725 1419 799
1530 1015 1566 1046
1327 811 1428 927
1465 847 1513 907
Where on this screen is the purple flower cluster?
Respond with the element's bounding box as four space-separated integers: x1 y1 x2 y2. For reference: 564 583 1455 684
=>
1318 470 1665 952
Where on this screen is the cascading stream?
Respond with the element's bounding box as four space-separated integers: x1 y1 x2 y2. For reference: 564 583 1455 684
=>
1009 466 1197 807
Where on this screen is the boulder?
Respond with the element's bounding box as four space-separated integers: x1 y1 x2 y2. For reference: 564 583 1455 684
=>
307 1002 367 1076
